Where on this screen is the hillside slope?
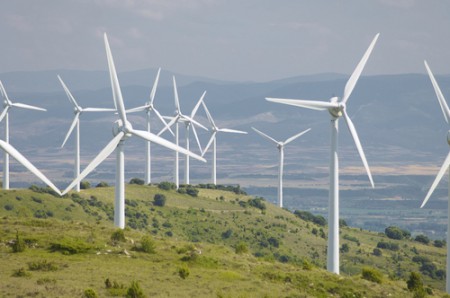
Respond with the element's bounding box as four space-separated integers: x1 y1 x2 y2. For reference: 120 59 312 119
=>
0 184 448 297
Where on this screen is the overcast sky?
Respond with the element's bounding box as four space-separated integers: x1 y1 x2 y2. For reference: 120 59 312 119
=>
0 0 449 82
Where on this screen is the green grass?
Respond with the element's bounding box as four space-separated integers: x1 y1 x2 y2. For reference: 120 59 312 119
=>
0 184 448 297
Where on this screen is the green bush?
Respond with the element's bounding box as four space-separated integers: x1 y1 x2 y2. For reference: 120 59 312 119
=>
28 260 58 271
135 236 155 254
235 242 249 254
80 181 91 189
83 288 98 298
434 239 446 248
96 181 109 187
129 178 145 185
414 234 430 245
372 248 382 256
153 194 166 207
158 181 176 190
126 280 145 298
248 197 266 211
294 210 326 226
111 229 126 243
340 243 350 253
178 265 190 279
385 226 410 240
4 204 13 211
407 272 424 292
361 267 383 284
12 231 26 253
377 241 399 251
12 267 31 278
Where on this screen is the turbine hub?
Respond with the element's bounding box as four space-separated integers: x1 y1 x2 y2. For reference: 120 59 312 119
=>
447 130 450 145
112 119 132 138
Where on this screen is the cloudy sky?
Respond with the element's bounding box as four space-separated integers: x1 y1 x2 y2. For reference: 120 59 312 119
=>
0 0 449 81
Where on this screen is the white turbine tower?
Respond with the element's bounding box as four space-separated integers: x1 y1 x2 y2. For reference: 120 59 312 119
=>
158 77 207 187
58 76 116 192
420 60 450 293
62 33 206 229
266 33 379 274
201 100 247 185
126 68 175 184
0 81 46 189
252 127 310 208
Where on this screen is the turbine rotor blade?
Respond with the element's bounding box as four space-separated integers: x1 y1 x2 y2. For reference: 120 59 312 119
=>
157 115 178 136
343 110 374 188
266 97 335 110
149 68 161 105
0 80 12 104
424 60 450 124
126 105 149 113
202 132 216 156
130 129 206 162
57 75 80 109
11 103 46 111
104 33 127 124
191 91 206 118
341 33 380 104
252 127 279 145
191 123 203 152
0 140 61 196
421 151 450 208
173 76 181 113
202 101 216 128
218 128 247 134
61 113 80 148
283 128 312 146
83 107 116 112
62 132 125 194
182 114 208 131
0 106 10 123
153 108 174 136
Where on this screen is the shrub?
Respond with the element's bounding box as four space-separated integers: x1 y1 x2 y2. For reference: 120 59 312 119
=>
340 243 350 253
235 242 249 254
4 204 13 211
12 231 25 253
126 280 145 298
129 178 145 185
414 235 430 245
222 229 233 239
361 267 383 284
96 181 109 187
83 289 98 298
111 229 126 243
434 239 446 248
248 197 266 211
28 260 58 271
178 265 190 279
136 236 155 254
80 181 91 189
153 194 166 207
158 181 176 190
385 226 410 240
186 187 199 197
12 268 31 278
372 248 382 256
407 272 424 292
268 237 280 248
377 241 399 251
294 210 326 226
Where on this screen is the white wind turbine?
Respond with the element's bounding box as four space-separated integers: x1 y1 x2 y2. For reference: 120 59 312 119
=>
266 33 379 274
126 68 175 184
58 76 116 192
252 127 310 208
0 81 47 189
158 77 207 187
201 100 247 185
420 60 450 293
62 33 206 229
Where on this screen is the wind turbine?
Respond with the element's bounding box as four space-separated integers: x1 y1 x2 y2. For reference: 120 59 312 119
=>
126 68 175 184
420 60 450 293
62 33 206 229
0 81 46 189
58 75 116 192
252 127 310 208
266 33 379 274
201 100 247 185
158 77 207 187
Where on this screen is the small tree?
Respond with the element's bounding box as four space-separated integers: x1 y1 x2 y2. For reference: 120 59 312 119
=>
235 242 249 254
434 239 446 248
372 248 382 256
158 181 176 190
340 243 350 253
111 229 126 243
414 235 430 245
407 272 426 298
385 226 410 240
361 267 383 284
136 236 155 254
153 194 166 207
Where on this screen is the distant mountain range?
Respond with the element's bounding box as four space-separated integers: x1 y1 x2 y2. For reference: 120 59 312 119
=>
1 69 450 188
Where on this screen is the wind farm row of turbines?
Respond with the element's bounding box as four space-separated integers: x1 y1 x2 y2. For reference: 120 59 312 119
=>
2 32 450 291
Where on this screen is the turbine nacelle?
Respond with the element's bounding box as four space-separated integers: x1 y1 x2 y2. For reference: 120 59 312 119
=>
447 130 450 146
328 97 344 118
112 119 132 138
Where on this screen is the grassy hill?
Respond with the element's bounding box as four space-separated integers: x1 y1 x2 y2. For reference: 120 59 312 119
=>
0 183 448 297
